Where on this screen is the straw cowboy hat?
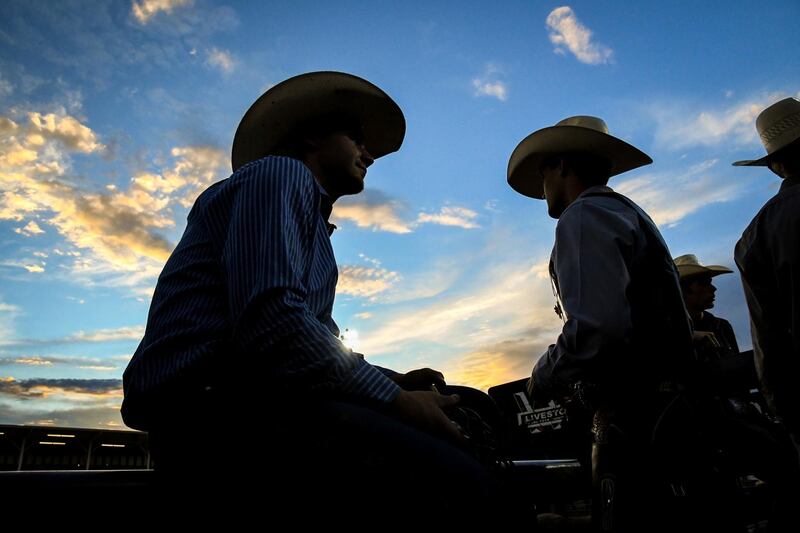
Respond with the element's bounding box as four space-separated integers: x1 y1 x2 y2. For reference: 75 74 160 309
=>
673 254 733 280
231 71 406 171
507 115 652 199
733 97 800 167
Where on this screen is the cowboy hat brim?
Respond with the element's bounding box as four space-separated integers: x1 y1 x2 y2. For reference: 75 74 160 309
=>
507 125 653 199
231 71 406 172
732 155 770 167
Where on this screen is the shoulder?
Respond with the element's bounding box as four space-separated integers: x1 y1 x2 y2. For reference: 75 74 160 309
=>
231 156 316 193
558 191 641 236
225 156 320 213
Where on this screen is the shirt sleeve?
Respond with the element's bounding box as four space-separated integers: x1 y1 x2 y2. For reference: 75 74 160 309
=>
214 158 400 404
532 199 640 396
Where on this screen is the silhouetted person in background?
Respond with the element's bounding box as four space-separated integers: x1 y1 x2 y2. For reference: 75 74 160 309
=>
674 254 739 355
120 72 498 523
508 116 700 531
676 253 799 532
734 97 800 463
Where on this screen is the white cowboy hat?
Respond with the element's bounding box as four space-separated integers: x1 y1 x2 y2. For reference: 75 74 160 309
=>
673 254 733 280
231 71 405 171
733 97 800 167
507 115 652 199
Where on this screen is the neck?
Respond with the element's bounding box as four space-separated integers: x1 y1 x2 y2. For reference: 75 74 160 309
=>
302 157 342 202
689 309 704 323
566 179 603 207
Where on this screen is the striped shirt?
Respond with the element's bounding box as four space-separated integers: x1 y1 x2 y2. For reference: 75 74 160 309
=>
122 156 400 424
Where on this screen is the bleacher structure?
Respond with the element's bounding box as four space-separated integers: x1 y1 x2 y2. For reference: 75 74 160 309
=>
0 423 151 471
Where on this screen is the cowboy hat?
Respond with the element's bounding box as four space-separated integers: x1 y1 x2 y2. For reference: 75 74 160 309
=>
507 115 652 199
673 254 733 280
733 97 800 167
231 71 405 171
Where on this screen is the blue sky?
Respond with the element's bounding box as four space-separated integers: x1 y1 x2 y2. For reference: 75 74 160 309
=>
0 0 798 429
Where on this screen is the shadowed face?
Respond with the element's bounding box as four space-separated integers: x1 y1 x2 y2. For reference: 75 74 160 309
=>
541 158 567 219
684 275 717 313
310 126 374 199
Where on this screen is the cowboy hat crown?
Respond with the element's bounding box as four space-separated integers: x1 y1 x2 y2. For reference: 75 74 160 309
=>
507 115 652 199
733 97 800 167
673 254 733 280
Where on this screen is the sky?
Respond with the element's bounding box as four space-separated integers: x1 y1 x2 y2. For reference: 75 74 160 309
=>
0 0 798 430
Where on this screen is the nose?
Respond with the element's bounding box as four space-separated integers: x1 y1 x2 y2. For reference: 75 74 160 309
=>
360 145 374 168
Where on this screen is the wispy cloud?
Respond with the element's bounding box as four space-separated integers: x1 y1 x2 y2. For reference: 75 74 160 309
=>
546 6 613 65
333 190 481 234
332 189 413 234
416 206 480 229
615 159 743 227
205 47 236 74
0 325 144 349
0 355 120 371
131 0 193 24
359 259 559 360
0 74 12 99
471 64 508 101
650 91 800 150
0 300 20 340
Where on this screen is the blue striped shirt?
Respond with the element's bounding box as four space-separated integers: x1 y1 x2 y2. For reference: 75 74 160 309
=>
122 156 401 418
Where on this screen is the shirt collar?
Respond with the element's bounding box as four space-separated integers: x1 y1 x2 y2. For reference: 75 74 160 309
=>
316 182 337 236
779 177 800 193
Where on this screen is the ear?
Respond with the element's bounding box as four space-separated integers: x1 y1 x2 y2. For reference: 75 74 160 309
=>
303 135 321 150
768 159 786 178
556 157 568 178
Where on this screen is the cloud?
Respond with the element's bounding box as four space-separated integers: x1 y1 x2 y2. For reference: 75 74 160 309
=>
0 75 12 99
443 338 548 392
355 312 373 319
0 377 122 400
471 64 508 101
337 265 401 299
22 263 45 273
14 220 44 236
206 47 236 74
615 159 743 227
26 112 104 154
0 355 120 371
416 206 480 229
333 191 481 234
0 325 144 349
651 91 800 150
546 6 613 65
0 111 227 290
359 259 560 360
332 189 413 233
0 300 20 340
0 402 126 429
131 0 193 24
0 377 125 428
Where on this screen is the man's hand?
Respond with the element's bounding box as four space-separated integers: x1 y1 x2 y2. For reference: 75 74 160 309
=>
391 389 464 444
693 331 721 347
391 368 446 391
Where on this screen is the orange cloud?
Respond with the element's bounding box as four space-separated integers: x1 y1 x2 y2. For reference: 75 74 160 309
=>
337 265 401 298
0 111 227 289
